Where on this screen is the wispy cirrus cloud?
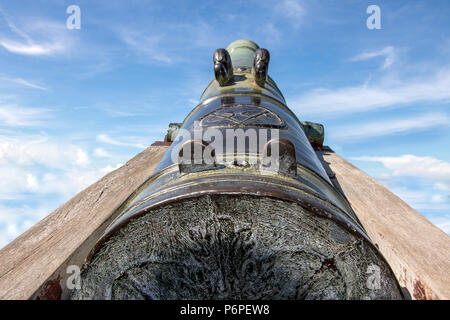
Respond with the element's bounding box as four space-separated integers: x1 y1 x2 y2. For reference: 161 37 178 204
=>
330 113 449 140
0 39 64 55
0 8 74 56
118 30 173 64
115 20 220 64
276 0 305 28
291 68 450 116
350 46 397 69
0 104 51 126
0 76 47 90
93 147 112 158
96 133 147 149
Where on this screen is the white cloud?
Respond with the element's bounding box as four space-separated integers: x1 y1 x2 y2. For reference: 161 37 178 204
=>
388 187 428 209
276 0 305 28
290 69 450 116
0 134 127 196
351 154 450 196
435 182 450 192
73 148 90 166
387 186 450 235
0 134 84 168
0 133 126 248
352 154 450 235
330 113 449 140
0 203 57 249
100 163 122 175
97 133 146 149
431 194 447 204
264 23 282 42
388 186 449 211
0 136 102 247
0 165 36 197
118 30 173 64
38 168 105 197
25 173 39 191
93 147 111 158
115 20 228 64
0 40 64 55
351 46 397 69
0 165 99 199
0 135 98 196
0 105 51 126
0 77 47 90
352 154 450 190
0 10 74 56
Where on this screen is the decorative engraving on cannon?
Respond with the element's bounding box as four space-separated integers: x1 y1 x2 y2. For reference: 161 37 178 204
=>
199 105 285 129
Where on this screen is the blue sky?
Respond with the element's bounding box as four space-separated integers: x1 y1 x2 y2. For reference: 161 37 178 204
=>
0 0 449 248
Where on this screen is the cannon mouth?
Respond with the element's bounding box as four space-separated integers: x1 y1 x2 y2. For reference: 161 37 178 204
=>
226 39 259 53
76 192 405 300
224 39 259 69
88 164 370 262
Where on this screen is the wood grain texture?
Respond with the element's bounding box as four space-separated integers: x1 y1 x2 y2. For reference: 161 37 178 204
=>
318 149 450 299
0 146 169 300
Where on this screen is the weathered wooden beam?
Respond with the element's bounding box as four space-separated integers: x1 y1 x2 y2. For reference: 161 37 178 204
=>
0 146 169 300
317 148 450 300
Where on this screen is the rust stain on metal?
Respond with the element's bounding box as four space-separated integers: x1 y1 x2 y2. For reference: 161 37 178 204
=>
151 141 172 146
412 277 434 300
35 275 62 300
413 279 426 300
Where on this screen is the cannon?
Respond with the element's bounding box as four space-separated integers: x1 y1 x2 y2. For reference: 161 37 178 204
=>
71 40 404 300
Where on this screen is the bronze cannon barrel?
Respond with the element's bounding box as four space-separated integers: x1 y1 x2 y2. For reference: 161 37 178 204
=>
72 40 404 300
